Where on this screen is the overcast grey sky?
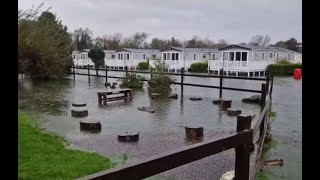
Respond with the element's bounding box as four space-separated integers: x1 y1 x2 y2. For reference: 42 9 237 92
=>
18 0 302 44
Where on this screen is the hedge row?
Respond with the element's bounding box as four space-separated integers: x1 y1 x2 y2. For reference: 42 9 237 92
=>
266 63 302 76
137 62 149 70
190 62 208 73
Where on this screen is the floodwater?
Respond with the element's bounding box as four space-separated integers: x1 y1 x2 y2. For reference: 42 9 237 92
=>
18 71 301 180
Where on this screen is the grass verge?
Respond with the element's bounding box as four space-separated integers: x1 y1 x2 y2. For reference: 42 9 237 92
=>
18 112 114 180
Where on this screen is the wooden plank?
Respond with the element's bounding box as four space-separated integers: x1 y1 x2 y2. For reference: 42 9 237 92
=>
253 102 269 136
76 131 253 180
107 96 133 102
249 127 266 180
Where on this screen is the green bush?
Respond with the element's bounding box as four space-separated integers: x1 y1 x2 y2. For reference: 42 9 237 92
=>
120 73 145 89
266 63 302 76
138 62 149 70
147 59 174 97
190 62 208 72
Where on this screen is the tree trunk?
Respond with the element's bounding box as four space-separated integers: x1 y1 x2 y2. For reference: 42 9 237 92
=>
96 68 99 75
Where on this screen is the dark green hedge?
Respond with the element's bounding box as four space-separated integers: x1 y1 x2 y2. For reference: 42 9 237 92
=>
138 62 149 70
266 63 302 76
190 62 208 72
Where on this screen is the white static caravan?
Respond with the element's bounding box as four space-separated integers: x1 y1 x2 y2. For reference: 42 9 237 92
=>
208 44 299 77
109 48 161 70
72 49 93 67
152 47 220 72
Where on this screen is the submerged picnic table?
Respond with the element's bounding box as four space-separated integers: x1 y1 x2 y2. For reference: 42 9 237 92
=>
97 88 133 105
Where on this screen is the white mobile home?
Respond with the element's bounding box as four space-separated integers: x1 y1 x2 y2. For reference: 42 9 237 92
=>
151 47 220 72
108 48 161 70
208 44 301 77
72 49 93 67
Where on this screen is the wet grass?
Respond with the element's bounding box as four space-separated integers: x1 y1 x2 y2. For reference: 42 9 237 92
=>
255 109 278 180
268 110 277 121
18 112 114 180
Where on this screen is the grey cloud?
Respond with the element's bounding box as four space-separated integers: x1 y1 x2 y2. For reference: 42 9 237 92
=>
18 0 302 44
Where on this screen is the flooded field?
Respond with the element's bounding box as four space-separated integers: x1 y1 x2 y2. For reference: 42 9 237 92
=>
18 72 301 180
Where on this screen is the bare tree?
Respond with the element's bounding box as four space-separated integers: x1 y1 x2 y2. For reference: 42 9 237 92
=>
250 35 271 47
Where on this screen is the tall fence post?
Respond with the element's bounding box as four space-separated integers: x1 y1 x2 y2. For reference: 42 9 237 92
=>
235 114 252 180
87 64 90 83
219 68 223 99
269 75 274 96
105 65 108 83
125 66 128 78
150 68 153 79
266 75 270 95
260 83 267 109
181 67 184 95
72 64 75 80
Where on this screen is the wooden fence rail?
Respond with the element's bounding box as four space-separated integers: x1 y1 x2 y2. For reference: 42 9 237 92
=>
70 66 268 96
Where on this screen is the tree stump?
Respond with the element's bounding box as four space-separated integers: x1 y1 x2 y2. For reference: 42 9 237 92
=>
212 98 221 105
185 126 204 140
71 109 88 117
220 100 232 111
138 106 155 113
72 103 86 107
112 82 117 86
189 96 202 101
118 132 139 142
80 120 101 131
242 95 261 104
227 108 241 116
105 82 111 87
151 93 160 99
168 93 178 99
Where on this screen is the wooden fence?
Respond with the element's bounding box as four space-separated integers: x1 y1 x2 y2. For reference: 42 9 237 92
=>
69 65 273 180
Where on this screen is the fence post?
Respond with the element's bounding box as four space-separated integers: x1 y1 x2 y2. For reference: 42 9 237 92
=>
125 66 128 78
219 68 223 99
266 75 270 95
269 75 274 96
181 67 184 95
150 68 153 79
87 64 90 83
105 65 108 83
72 64 75 80
260 83 267 109
235 115 252 180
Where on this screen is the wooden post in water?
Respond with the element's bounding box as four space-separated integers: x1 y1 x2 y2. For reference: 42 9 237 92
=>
260 83 267 109
105 65 108 83
266 75 270 95
269 75 274 96
72 65 75 80
180 67 184 95
150 68 153 79
235 114 252 180
87 64 90 83
219 68 223 99
125 66 128 78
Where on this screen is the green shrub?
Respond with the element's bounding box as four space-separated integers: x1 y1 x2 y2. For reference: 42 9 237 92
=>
266 63 302 76
147 59 174 97
277 59 292 64
190 62 208 72
138 61 149 70
120 73 145 89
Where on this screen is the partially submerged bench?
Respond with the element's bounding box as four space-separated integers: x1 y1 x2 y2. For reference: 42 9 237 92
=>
98 88 133 105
